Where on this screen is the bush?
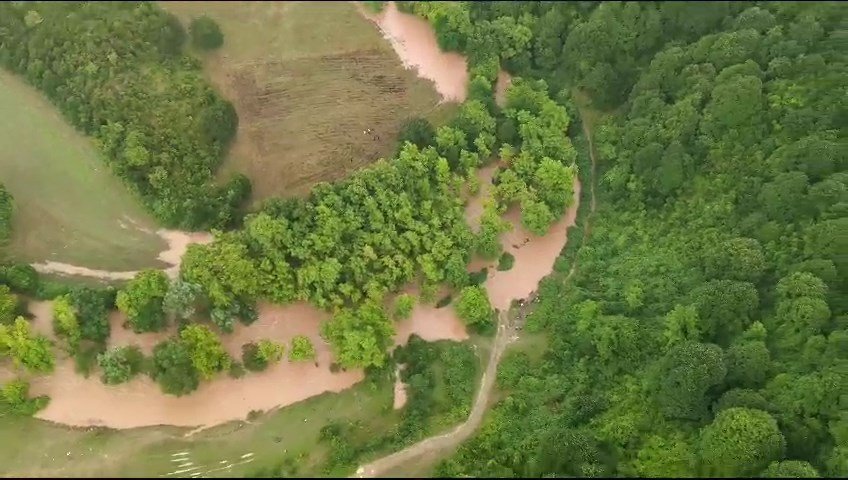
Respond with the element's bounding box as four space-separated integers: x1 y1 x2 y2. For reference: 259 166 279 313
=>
229 360 246 379
242 339 285 372
468 268 488 286
0 379 49 416
242 343 264 371
0 184 13 243
455 285 494 327
289 335 317 362
497 252 515 271
190 15 224 51
97 345 144 385
392 294 416 321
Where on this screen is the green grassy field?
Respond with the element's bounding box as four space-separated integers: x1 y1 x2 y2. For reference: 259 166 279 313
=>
161 1 452 204
0 70 166 271
1 382 396 477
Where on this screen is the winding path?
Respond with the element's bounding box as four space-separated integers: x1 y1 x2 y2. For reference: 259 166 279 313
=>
352 110 600 478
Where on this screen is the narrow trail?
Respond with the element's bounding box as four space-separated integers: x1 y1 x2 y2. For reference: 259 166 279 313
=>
353 109 601 478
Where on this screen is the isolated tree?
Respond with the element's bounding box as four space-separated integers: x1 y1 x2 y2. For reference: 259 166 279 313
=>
455 285 494 327
179 324 231 380
116 269 169 333
0 317 54 374
476 202 511 259
289 335 316 362
698 407 785 477
189 15 223 51
97 345 144 385
52 294 81 351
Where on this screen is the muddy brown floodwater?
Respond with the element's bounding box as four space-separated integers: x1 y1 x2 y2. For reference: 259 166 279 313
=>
357 1 469 103
26 296 466 428
7 2 579 430
467 164 581 311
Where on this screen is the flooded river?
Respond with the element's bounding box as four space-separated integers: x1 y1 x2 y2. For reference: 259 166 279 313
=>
10 1 580 430
357 1 468 102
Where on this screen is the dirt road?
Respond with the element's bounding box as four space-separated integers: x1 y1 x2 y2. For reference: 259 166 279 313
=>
353 309 516 478
352 110 600 478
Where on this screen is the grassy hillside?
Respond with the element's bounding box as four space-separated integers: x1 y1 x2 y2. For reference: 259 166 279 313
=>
0 70 166 271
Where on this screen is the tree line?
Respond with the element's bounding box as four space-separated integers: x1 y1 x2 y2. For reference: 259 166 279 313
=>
429 1 846 478
0 2 248 229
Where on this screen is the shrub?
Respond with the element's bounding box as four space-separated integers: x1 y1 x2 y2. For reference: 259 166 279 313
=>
289 335 317 362
229 360 246 379
242 339 285 372
397 117 436 150
97 345 144 385
497 252 515 271
190 16 224 50
392 294 415 321
455 285 494 327
0 379 49 416
0 184 12 243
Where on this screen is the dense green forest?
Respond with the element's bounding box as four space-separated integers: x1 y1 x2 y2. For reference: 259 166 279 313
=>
404 1 848 477
0 2 247 228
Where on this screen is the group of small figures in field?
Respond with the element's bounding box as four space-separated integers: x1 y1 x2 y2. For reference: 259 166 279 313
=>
363 127 380 141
